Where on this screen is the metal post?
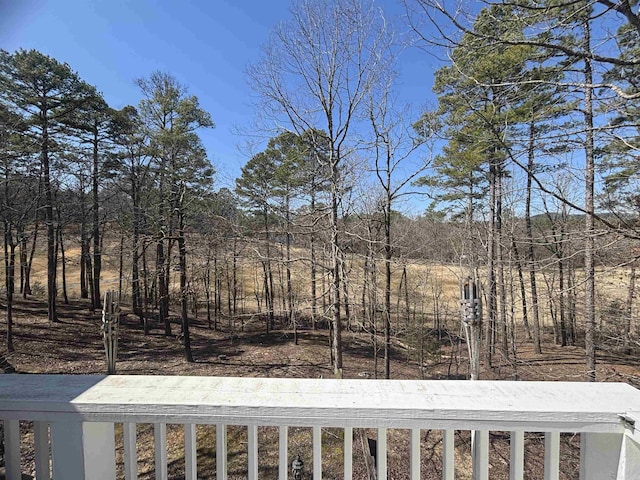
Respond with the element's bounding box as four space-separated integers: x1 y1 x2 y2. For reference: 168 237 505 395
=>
460 277 482 380
102 290 120 374
461 276 484 478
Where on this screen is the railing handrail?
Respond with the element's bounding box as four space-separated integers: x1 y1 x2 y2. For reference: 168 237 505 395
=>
1 375 639 433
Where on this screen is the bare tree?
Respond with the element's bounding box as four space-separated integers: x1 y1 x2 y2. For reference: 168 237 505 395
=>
367 83 432 378
248 0 395 375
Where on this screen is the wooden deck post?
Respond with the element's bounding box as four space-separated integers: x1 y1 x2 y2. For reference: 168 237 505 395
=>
34 421 51 480
617 431 640 479
3 419 21 480
580 432 623 480
50 421 115 480
472 430 489 480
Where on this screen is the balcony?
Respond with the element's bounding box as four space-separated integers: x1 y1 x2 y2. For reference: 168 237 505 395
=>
1 375 640 479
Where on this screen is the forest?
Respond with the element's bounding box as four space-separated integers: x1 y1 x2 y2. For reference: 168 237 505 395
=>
1 0 639 385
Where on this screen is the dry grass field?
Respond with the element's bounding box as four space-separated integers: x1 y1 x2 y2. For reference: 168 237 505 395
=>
1 233 639 479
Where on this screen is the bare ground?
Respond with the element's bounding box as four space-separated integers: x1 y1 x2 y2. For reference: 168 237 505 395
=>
1 297 639 479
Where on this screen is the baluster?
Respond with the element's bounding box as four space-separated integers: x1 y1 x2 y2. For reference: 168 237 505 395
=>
184 423 197 480
443 429 454 480
410 428 420 480
154 423 167 480
34 421 50 480
216 424 227 480
344 427 353 480
472 430 489 480
544 431 559 480
248 425 258 480
377 427 387 480
123 422 137 480
3 419 20 480
279 426 288 480
510 431 524 480
313 426 322 480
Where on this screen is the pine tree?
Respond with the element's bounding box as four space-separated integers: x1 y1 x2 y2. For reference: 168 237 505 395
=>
135 71 214 360
0 49 96 323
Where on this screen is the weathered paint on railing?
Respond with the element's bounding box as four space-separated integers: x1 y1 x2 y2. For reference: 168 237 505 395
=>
617 411 640 479
1 375 639 479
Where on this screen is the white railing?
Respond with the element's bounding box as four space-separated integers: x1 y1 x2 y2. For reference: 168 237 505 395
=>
1 375 640 479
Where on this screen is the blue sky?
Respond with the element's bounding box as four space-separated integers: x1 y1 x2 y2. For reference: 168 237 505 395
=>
1 0 436 191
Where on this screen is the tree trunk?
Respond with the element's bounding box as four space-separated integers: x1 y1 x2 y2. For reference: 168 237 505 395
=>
142 241 150 335
23 223 38 298
361 256 368 332
543 272 558 342
130 164 142 319
625 263 636 354
262 260 271 333
384 191 392 380
322 246 327 315
558 216 568 347
42 117 58 323
485 161 497 368
263 207 275 331
19 228 27 295
496 169 508 358
310 191 318 330
222 258 228 316
341 253 351 330
118 233 124 302
205 255 212 329
57 224 69 305
157 238 171 336
278 249 286 316
3 162 15 352
222 260 229 319
232 235 238 316
285 195 296 344
558 253 567 346
178 209 194 363
358 429 377 480
330 160 343 376
583 20 596 381
526 117 542 354
511 235 531 340
567 262 577 346
86 252 94 309
92 126 102 311
369 253 378 379
398 265 411 364
80 191 89 300
4 222 15 352
216 259 223 327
